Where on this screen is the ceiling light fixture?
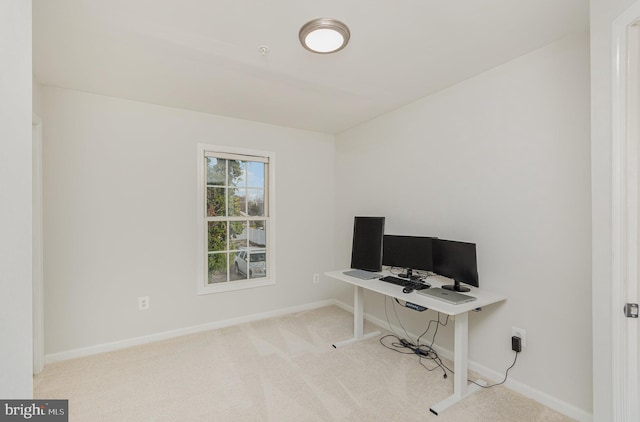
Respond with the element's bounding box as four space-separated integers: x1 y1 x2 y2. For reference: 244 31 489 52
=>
299 18 350 54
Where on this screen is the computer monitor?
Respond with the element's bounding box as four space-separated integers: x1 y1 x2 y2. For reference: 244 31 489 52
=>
350 216 385 272
432 239 479 292
382 235 434 280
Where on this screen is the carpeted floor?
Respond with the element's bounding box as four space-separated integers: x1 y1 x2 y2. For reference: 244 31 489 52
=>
34 305 574 421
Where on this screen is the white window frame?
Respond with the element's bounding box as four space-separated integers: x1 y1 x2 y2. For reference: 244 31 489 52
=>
197 144 276 294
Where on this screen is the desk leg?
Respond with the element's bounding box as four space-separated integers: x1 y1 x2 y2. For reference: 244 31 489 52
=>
453 312 469 398
332 285 381 348
429 312 485 415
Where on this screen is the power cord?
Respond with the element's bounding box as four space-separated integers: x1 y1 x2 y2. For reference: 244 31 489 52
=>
433 350 520 388
381 298 520 387
381 302 450 379
379 334 450 379
469 351 519 388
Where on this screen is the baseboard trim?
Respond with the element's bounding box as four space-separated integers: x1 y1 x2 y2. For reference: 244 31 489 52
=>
44 299 592 421
468 360 593 422
45 299 337 364
333 299 593 422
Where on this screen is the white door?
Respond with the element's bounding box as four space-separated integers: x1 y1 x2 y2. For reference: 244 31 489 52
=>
612 4 640 420
629 21 640 420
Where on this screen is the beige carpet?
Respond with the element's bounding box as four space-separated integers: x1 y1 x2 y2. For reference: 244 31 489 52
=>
34 305 574 421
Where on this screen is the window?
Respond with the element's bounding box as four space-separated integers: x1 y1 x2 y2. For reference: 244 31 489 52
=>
197 145 275 294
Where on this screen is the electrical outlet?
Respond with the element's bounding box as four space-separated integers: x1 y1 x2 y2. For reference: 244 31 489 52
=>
138 296 150 310
313 273 320 284
511 326 526 348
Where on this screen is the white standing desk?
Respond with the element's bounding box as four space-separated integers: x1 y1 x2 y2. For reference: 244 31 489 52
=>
325 269 506 416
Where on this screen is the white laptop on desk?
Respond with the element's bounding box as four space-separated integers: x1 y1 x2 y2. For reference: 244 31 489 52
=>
417 288 477 304
343 269 382 280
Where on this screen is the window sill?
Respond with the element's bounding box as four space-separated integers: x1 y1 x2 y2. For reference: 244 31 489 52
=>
197 277 276 295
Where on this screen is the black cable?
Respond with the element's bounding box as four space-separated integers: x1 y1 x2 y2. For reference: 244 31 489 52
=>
435 350 519 388
381 291 520 388
380 307 451 378
380 334 451 378
391 297 413 340
385 266 430 281
383 296 412 341
417 313 449 350
379 334 418 355
469 351 519 388
414 313 449 378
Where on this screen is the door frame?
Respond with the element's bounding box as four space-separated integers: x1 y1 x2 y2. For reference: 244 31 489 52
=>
32 113 44 374
611 3 640 420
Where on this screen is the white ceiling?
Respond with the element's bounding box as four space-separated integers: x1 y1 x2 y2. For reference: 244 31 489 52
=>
32 0 589 134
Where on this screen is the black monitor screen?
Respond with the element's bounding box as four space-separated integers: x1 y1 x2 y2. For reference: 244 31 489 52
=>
350 216 385 272
432 239 479 291
382 235 433 272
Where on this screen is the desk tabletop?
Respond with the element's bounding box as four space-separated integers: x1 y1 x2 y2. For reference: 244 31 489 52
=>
325 269 506 316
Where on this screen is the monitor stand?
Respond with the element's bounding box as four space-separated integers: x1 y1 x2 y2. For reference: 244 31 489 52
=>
399 268 421 281
442 279 470 292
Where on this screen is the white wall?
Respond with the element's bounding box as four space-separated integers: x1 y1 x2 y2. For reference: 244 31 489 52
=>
41 87 337 355
0 0 33 398
335 33 592 416
590 0 639 420
33 78 43 117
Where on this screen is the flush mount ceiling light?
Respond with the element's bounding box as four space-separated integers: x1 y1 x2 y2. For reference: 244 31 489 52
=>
299 18 350 54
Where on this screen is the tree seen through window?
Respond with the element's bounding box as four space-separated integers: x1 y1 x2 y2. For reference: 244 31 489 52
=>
205 156 267 283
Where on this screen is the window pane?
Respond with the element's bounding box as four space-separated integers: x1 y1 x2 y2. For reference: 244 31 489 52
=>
208 221 227 251
247 189 264 216
208 253 228 284
247 161 265 188
201 150 271 292
229 251 246 281
229 221 247 250
228 188 246 216
207 187 226 217
227 160 246 187
207 158 226 186
249 221 266 247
